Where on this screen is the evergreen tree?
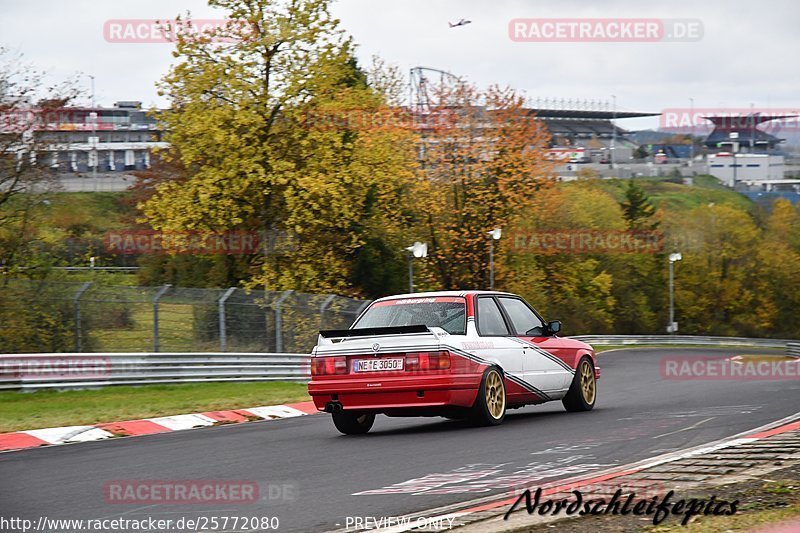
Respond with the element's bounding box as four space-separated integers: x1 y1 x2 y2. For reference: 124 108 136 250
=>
620 180 658 230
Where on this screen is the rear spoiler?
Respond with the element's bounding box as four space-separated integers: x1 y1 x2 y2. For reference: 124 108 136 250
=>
319 325 430 339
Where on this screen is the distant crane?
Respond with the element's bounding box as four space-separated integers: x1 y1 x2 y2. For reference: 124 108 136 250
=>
448 18 472 28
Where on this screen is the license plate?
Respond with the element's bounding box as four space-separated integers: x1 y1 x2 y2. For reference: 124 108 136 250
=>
353 358 404 373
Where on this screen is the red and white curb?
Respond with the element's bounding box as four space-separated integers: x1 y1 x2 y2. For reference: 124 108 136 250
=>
0 401 319 453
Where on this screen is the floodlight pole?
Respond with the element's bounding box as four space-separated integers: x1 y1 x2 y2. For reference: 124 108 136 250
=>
407 251 414 293
689 97 695 166
488 228 503 290
668 252 681 334
89 75 97 192
488 228 501 290
489 239 495 290
611 95 617 169
668 260 675 334
405 242 427 293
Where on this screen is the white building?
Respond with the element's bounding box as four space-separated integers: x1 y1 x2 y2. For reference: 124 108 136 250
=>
4 101 168 175
707 153 785 188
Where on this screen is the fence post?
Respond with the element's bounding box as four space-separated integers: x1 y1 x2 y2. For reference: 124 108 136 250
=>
218 287 237 352
73 282 92 352
319 294 337 329
274 290 294 353
152 284 172 353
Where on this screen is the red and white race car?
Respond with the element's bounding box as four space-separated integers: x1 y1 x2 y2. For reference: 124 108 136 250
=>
308 291 599 434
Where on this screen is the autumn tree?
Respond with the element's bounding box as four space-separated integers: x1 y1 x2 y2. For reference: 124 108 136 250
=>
755 199 800 336
141 0 417 295
0 48 80 274
413 84 555 290
0 49 85 351
504 183 621 333
666 204 764 336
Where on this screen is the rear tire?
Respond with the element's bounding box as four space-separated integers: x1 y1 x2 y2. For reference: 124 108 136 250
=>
332 412 375 435
562 357 596 412
469 367 506 426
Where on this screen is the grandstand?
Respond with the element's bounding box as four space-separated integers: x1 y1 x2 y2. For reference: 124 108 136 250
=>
527 108 660 151
408 68 659 161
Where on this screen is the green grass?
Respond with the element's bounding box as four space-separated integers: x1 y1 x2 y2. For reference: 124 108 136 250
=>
583 175 753 212
89 302 206 352
0 381 311 432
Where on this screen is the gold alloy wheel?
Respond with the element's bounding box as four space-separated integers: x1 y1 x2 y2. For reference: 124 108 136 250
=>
580 360 596 405
485 370 506 419
356 415 368 424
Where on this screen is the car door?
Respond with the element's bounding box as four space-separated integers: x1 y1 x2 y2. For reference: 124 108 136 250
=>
473 296 524 382
496 296 573 393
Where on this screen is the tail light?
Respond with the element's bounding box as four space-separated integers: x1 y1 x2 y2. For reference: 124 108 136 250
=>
405 351 451 371
311 356 348 376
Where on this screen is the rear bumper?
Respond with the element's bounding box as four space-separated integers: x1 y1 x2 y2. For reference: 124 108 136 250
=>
308 373 482 412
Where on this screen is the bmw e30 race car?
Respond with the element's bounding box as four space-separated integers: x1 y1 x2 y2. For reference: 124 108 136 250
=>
308 291 599 435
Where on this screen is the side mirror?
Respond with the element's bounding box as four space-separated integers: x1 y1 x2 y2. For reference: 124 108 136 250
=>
547 320 562 335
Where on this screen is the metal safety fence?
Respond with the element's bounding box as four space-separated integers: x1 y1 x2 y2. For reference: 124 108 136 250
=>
570 335 794 350
0 279 371 354
0 352 311 391
1 335 797 391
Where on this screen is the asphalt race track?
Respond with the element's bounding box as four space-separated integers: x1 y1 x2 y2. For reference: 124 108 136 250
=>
1 348 798 532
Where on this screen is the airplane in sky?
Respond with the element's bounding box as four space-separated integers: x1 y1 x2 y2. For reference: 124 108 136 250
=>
448 18 472 28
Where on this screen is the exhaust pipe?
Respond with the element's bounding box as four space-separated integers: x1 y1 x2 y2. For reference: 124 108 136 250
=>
325 401 343 413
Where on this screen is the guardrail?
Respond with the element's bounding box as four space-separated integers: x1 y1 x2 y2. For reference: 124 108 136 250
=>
1 336 797 391
0 353 310 391
570 335 794 350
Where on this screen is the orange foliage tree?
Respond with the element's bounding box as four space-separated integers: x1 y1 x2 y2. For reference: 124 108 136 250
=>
412 84 555 290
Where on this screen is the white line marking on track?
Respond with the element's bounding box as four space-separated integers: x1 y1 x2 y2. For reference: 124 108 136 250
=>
652 417 715 439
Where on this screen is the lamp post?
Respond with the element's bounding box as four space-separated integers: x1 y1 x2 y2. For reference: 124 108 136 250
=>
405 241 427 293
668 252 682 334
610 94 617 169
87 74 97 192
689 97 694 166
488 228 502 290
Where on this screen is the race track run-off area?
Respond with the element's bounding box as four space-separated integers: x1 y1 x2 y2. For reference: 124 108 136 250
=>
0 347 798 532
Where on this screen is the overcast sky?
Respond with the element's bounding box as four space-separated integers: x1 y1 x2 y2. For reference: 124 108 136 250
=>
1 0 798 130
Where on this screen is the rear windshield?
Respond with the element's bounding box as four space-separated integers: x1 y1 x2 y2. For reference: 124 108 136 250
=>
353 297 467 335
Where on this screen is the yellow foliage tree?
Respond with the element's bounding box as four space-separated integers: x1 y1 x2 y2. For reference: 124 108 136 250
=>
141 0 417 294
